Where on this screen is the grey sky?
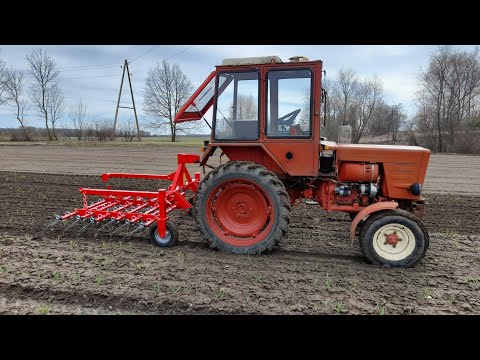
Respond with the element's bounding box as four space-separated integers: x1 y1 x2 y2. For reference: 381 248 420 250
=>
0 45 477 133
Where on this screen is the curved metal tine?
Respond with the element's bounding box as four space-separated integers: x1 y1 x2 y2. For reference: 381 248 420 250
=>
63 217 82 233
38 217 61 235
94 219 116 239
123 224 145 240
76 218 96 236
109 221 131 237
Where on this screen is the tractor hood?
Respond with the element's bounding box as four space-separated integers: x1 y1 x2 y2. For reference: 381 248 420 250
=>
335 143 431 199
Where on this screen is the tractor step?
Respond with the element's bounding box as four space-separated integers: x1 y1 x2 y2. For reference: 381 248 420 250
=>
52 154 201 244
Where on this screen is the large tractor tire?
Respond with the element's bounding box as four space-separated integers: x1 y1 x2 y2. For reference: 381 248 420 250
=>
359 209 429 268
194 161 291 255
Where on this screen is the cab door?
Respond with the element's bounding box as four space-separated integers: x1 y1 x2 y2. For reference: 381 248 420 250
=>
262 62 322 176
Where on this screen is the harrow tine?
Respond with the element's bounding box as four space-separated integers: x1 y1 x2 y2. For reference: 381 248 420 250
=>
123 224 146 240
109 222 131 237
38 215 62 235
63 217 82 233
76 218 95 235
93 219 116 238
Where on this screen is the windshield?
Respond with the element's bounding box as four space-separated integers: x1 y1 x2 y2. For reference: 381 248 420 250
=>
214 71 259 140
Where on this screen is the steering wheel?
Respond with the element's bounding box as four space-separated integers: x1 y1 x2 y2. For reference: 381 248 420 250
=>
277 109 301 131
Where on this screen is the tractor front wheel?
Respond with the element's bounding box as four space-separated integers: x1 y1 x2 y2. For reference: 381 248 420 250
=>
194 161 291 255
359 209 429 268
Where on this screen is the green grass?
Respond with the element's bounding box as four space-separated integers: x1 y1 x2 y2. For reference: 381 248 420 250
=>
72 273 81 286
153 283 162 295
95 274 105 285
420 287 432 299
325 272 333 290
37 304 51 315
52 271 62 281
253 273 263 283
466 276 480 284
167 284 181 295
130 261 145 271
214 288 225 300
335 302 344 314
0 265 8 276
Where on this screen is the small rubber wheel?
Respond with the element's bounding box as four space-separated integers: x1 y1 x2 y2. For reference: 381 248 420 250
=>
359 209 429 268
150 221 178 247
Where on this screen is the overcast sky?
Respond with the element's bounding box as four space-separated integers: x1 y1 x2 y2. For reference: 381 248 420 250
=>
0 45 477 133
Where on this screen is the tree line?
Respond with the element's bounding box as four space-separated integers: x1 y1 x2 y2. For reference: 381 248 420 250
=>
321 68 405 144
409 46 480 153
0 49 195 142
2 46 480 151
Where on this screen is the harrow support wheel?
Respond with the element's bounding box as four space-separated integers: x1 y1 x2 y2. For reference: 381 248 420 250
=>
150 221 178 248
194 161 291 255
359 209 429 268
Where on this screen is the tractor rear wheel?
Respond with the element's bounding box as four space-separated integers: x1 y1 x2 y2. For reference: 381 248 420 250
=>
359 209 429 268
194 161 291 255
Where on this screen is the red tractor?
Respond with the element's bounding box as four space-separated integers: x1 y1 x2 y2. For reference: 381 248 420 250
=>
176 55 430 267
56 55 430 268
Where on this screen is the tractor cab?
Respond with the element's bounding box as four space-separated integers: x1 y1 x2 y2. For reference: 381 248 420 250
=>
175 55 325 177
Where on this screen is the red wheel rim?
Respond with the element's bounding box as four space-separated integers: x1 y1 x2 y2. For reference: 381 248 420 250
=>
205 179 274 247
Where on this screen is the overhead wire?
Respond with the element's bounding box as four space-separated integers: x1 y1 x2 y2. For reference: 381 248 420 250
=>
130 45 160 62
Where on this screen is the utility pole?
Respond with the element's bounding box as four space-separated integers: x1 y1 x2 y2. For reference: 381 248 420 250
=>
113 59 141 141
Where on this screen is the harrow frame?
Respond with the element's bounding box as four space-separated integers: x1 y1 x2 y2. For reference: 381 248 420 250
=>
59 154 201 239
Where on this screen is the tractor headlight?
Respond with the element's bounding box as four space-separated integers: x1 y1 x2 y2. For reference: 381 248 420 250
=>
409 183 422 196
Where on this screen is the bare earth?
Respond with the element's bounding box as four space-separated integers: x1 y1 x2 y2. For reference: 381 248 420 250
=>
0 144 479 315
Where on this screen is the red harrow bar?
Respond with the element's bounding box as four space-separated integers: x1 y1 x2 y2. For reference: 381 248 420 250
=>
47 154 201 246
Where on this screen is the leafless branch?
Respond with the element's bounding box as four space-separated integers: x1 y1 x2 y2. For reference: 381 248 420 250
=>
143 60 196 141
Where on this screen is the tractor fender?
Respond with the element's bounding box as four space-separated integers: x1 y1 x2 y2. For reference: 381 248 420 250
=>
350 201 399 241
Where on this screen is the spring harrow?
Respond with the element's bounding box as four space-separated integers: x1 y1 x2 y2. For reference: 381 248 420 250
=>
44 154 201 247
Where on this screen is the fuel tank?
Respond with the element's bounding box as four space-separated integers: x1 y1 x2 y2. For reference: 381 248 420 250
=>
338 162 379 183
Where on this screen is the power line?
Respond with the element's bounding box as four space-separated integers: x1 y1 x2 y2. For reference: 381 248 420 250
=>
58 63 118 70
164 46 194 61
59 65 119 72
130 45 196 64
58 46 198 81
60 74 120 80
130 45 160 62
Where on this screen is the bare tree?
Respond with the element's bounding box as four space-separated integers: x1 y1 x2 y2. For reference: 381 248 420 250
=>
390 104 406 141
46 84 64 141
95 119 114 142
0 55 9 106
416 46 480 153
321 78 343 141
228 95 258 120
119 118 137 142
69 99 88 141
351 76 383 143
4 69 31 140
368 102 406 142
26 49 61 141
418 46 450 152
143 60 195 142
338 68 359 126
